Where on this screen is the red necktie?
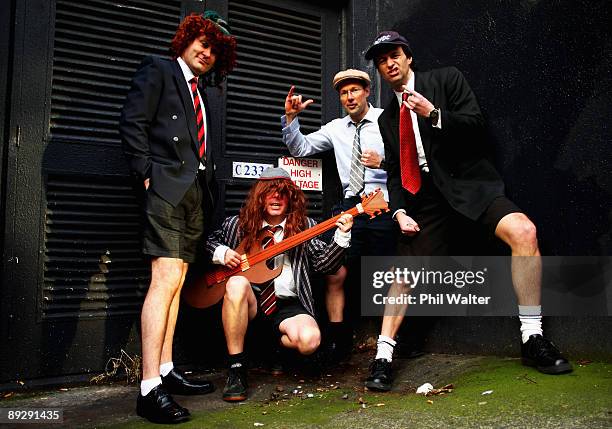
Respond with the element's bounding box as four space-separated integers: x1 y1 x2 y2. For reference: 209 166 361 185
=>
258 225 283 316
190 77 206 159
399 92 421 194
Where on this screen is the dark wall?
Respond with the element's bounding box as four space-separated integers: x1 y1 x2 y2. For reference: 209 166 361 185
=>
355 0 611 256
346 0 612 358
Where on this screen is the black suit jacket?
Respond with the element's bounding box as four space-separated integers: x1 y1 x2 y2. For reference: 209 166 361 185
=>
120 56 218 208
378 66 505 220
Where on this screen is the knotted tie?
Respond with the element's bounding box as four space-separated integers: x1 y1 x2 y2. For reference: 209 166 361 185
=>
349 121 365 195
399 92 421 193
258 225 283 316
189 77 206 159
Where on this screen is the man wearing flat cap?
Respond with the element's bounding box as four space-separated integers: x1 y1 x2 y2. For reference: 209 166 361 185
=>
280 69 397 361
120 11 236 424
205 167 353 401
362 30 572 392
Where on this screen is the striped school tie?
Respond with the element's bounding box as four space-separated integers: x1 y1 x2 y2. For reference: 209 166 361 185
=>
258 225 283 316
349 121 365 195
189 77 206 159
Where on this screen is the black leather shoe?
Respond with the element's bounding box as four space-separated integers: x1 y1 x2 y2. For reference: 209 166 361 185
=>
162 368 215 395
521 334 573 374
136 385 190 424
365 358 393 391
325 340 351 365
222 365 248 402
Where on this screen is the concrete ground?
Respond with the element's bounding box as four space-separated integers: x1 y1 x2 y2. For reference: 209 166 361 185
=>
1 350 610 429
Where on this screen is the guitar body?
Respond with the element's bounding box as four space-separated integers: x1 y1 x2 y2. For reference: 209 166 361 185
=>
182 230 283 309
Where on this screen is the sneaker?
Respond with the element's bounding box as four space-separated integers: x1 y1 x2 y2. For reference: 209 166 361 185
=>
222 365 248 402
364 358 393 391
521 334 573 374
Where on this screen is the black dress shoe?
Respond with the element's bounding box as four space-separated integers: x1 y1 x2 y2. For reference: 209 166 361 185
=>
521 334 573 374
162 368 215 395
136 385 190 424
365 358 393 391
222 365 248 402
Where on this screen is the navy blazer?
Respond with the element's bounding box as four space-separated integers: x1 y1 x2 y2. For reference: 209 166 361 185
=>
378 66 505 220
120 56 218 208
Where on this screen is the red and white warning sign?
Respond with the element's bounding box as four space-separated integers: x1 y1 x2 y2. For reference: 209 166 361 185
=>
278 156 323 192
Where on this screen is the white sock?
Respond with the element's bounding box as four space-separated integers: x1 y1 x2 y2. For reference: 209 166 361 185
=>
518 305 543 343
374 335 396 362
140 377 162 396
159 361 174 377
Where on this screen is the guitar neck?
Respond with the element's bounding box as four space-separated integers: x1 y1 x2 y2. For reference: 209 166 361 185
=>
247 206 360 266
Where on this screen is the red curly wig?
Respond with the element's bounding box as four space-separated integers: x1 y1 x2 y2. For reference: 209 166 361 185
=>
171 13 237 87
238 178 307 254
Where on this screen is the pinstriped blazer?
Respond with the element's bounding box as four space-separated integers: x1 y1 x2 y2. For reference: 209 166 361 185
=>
205 215 346 316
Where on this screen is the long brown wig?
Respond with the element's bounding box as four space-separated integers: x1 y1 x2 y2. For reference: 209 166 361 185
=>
238 178 307 253
170 13 237 87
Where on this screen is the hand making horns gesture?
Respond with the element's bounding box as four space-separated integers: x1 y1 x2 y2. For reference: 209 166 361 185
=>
285 85 314 123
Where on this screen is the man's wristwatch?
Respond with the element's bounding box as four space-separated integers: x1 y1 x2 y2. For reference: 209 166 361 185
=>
429 108 440 126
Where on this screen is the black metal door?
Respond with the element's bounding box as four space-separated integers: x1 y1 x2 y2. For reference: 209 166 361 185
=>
0 0 343 384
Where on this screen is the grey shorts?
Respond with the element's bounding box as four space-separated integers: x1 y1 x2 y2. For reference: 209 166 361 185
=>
142 179 204 263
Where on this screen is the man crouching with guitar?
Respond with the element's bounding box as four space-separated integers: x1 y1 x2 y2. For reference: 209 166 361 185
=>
205 167 353 401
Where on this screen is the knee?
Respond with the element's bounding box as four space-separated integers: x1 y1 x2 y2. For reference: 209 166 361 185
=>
503 214 538 254
298 327 321 355
224 277 250 303
151 259 184 292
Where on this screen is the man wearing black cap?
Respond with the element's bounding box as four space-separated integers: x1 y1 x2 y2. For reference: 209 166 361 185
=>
281 69 397 361
120 12 236 423
205 167 353 401
362 31 572 391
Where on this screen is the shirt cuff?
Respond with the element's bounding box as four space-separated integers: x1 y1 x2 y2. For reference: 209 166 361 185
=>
212 245 230 265
281 115 300 134
333 229 351 248
392 209 407 220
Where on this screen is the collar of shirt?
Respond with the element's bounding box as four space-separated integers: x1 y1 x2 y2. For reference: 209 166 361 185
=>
394 71 414 106
343 103 377 128
177 57 196 85
262 218 287 240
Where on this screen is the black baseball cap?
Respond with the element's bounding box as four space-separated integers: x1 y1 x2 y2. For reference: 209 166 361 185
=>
365 30 412 60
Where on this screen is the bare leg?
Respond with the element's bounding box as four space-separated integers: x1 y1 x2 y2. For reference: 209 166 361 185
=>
380 275 412 338
222 276 258 355
141 257 185 380
495 213 541 306
160 262 189 365
325 266 346 322
279 314 321 355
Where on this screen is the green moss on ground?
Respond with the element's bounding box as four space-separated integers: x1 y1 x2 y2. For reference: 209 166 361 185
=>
108 358 612 428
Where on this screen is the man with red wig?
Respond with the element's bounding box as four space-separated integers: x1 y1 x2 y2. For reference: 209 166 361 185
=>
120 11 236 424
205 167 353 402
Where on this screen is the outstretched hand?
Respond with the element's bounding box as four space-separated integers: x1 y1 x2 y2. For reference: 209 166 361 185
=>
285 85 314 123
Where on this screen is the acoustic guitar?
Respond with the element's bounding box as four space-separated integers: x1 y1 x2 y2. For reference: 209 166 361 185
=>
182 189 388 308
